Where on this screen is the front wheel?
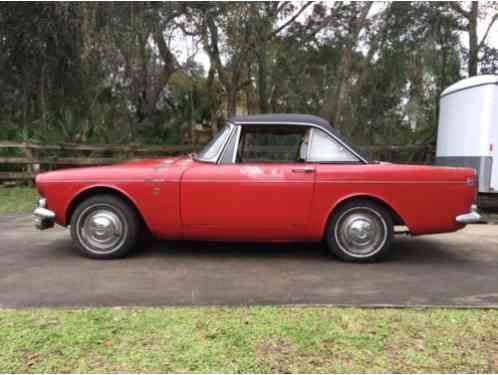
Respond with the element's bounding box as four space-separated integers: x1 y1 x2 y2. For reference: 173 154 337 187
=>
326 200 393 262
70 195 140 259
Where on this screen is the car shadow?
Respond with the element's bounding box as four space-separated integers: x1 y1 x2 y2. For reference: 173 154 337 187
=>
45 233 470 265
130 235 469 265
134 239 328 260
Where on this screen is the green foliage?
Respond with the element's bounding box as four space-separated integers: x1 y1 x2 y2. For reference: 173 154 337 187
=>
0 2 496 149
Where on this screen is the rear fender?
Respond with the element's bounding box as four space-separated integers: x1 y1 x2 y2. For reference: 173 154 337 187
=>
322 193 408 238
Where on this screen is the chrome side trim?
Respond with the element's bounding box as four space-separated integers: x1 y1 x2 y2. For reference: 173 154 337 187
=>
456 204 481 224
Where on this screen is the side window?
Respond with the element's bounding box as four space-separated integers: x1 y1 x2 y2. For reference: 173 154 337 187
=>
237 125 307 163
308 129 358 163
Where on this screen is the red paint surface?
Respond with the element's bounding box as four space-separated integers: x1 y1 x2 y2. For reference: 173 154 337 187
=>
36 157 477 241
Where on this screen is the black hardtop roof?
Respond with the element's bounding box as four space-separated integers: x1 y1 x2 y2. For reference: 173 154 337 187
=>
228 113 368 163
229 114 335 133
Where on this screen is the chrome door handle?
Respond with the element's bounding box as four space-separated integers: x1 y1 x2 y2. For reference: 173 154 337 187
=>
291 168 315 174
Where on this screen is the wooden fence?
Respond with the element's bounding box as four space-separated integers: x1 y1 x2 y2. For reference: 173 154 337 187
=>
0 141 192 181
0 141 435 182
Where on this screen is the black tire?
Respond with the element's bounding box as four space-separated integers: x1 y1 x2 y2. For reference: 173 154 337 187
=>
70 194 140 259
325 199 393 262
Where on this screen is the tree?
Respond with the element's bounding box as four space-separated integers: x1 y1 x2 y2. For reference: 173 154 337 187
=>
107 3 184 129
322 2 373 128
250 1 313 113
188 1 312 117
0 0 494 152
449 1 498 76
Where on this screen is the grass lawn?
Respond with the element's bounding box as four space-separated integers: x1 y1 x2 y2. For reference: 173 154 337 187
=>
0 186 38 214
0 307 497 373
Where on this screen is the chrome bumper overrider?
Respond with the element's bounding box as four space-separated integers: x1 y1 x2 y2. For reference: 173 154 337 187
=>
456 204 481 224
33 198 55 230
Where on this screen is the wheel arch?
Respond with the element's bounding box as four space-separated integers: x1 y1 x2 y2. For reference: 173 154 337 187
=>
65 185 150 232
323 194 407 239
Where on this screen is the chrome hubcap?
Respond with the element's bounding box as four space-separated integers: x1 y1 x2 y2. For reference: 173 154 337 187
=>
335 207 387 258
77 206 127 254
349 219 373 243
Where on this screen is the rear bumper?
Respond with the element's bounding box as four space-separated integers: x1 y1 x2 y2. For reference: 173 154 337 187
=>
456 204 481 224
33 198 55 230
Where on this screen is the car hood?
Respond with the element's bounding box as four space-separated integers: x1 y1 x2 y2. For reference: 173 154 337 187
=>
35 156 189 183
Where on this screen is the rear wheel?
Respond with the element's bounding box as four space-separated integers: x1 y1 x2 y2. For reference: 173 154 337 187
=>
70 195 139 259
326 200 393 262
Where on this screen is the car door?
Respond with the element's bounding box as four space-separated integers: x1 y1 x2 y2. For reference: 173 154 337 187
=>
181 124 315 241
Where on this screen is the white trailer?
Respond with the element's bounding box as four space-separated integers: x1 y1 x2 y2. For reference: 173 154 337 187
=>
436 75 498 210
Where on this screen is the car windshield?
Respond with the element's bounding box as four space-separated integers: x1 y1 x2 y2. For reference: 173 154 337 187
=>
195 124 233 163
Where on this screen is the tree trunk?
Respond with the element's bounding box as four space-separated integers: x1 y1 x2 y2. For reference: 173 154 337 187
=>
206 66 218 131
468 1 479 76
331 48 354 129
39 64 48 130
227 88 237 117
226 66 242 117
245 67 253 114
256 47 268 113
22 80 28 140
321 2 372 129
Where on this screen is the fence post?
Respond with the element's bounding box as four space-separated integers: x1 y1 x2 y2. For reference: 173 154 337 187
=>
23 142 35 184
128 145 135 161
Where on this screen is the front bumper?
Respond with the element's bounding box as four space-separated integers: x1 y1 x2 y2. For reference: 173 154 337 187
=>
33 198 55 230
456 204 481 224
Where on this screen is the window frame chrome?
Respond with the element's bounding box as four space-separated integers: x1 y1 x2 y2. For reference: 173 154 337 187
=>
307 127 313 161
217 123 241 164
221 121 367 165
231 125 242 164
195 123 235 164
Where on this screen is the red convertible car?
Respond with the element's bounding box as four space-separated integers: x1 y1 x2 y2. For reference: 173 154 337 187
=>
34 114 480 262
